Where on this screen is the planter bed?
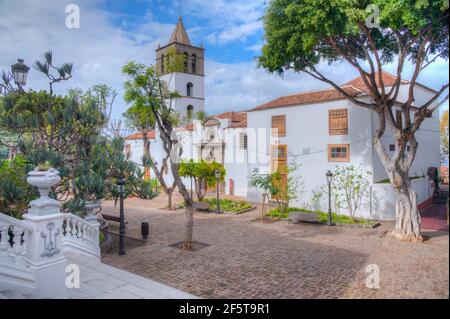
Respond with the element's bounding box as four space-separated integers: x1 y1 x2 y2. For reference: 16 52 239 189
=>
268 207 380 228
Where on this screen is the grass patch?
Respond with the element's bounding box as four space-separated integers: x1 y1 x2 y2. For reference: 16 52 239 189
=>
266 207 377 226
202 198 253 213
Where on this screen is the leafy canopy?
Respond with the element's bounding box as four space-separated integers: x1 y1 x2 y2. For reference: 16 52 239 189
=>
259 0 449 74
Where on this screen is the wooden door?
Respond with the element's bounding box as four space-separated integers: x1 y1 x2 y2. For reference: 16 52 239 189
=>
271 145 288 200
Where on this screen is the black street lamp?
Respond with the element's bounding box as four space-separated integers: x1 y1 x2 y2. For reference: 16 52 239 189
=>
326 170 335 226
11 59 30 89
117 178 126 255
153 161 158 194
215 169 222 214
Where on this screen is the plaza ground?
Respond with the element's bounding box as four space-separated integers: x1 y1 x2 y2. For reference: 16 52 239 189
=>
100 193 449 299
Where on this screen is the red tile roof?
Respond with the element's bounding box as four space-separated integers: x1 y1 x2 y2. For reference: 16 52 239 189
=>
213 111 247 123
250 85 364 112
125 130 155 140
226 120 247 129
343 71 409 93
249 71 435 112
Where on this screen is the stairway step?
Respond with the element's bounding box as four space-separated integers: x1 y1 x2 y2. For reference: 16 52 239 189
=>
1 289 26 299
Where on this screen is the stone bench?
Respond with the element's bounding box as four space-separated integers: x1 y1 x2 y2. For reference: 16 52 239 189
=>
287 212 319 224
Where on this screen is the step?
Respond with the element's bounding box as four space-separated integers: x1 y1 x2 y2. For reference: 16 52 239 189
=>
0 289 26 299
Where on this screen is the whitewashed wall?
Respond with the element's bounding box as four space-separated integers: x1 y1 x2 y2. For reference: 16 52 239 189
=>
246 99 375 217
161 72 205 117
369 176 434 220
223 127 249 197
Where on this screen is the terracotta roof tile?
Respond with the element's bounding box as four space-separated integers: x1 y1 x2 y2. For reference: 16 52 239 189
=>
213 111 247 123
125 130 155 140
226 120 247 129
343 71 409 93
249 71 436 112
250 85 363 112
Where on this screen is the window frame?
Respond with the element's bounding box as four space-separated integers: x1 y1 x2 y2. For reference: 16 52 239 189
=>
239 133 248 150
328 144 350 162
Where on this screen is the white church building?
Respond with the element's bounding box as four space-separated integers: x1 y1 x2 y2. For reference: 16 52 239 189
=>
125 18 441 221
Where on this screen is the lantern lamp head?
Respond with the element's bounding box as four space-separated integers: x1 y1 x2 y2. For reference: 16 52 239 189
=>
11 59 30 87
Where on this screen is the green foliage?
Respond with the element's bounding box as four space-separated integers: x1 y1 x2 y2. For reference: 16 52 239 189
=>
0 155 37 218
259 0 449 74
202 198 253 213
331 165 371 218
179 160 226 201
129 168 158 200
267 207 376 225
248 162 303 214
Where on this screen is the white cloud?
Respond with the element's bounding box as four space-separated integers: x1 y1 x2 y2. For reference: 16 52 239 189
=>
1 0 447 121
0 0 172 120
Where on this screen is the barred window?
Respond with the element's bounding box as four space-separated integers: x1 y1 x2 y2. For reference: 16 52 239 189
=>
329 109 348 135
239 133 248 150
271 115 286 137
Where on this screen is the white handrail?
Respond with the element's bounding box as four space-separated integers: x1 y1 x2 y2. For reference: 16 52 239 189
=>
62 213 100 260
0 213 34 232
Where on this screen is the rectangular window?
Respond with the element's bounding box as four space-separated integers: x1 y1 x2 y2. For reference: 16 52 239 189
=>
328 144 350 162
329 109 348 135
396 110 403 130
239 133 248 150
389 144 395 151
271 115 286 137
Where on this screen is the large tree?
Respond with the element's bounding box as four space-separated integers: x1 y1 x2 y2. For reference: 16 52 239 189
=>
259 0 449 241
122 62 195 249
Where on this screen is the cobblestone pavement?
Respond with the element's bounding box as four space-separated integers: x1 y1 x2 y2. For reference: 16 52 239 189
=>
101 194 449 299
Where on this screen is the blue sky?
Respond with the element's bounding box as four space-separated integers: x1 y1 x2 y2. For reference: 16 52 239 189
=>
0 0 448 121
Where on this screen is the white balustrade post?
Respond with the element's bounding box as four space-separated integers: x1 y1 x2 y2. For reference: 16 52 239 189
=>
22 168 68 299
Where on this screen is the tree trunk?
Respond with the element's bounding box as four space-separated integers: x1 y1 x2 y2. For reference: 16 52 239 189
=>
169 161 194 250
167 188 174 210
143 134 150 181
373 120 423 242
391 176 422 242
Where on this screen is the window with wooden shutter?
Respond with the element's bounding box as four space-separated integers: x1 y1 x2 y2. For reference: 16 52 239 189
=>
271 115 286 137
329 109 348 135
328 144 350 162
396 110 403 130
271 145 288 200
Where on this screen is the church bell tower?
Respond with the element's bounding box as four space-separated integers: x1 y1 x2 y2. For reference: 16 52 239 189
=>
156 17 205 119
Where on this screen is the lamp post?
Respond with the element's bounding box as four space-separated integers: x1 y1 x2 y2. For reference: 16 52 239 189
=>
153 161 158 194
117 178 126 255
326 170 334 226
215 169 222 214
11 59 30 90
